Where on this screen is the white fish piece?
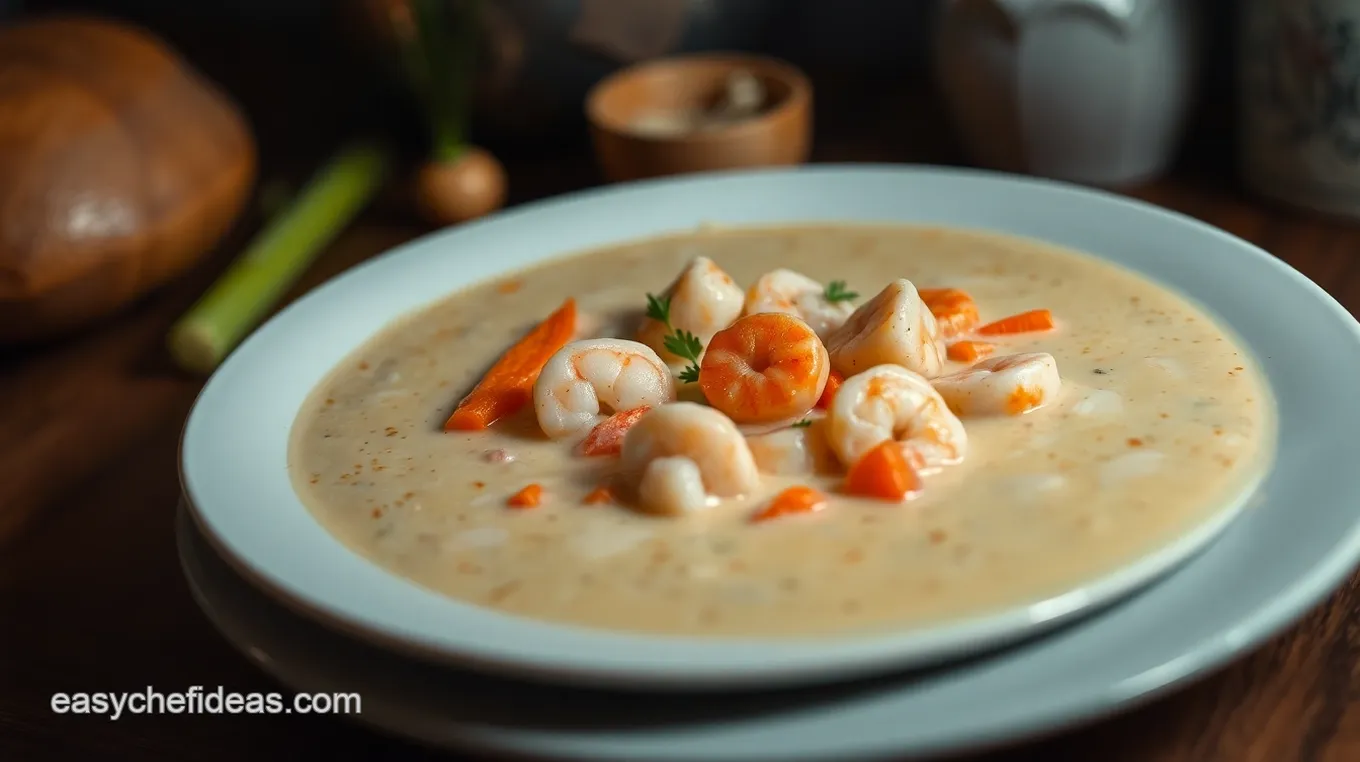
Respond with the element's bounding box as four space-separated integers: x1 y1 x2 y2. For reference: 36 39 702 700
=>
636 256 745 364
932 353 1061 417
824 279 946 379
746 419 839 476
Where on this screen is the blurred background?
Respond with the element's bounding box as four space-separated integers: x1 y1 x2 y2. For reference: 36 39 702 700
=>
0 0 1336 541
2 0 1241 196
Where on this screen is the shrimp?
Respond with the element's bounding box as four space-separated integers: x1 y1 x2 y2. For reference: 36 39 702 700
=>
637 256 745 365
743 269 856 340
825 364 967 474
532 339 677 439
932 352 1061 417
619 402 761 515
745 418 839 476
698 312 831 424
824 279 946 379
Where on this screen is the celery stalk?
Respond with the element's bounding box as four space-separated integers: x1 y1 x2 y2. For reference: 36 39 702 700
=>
168 142 389 375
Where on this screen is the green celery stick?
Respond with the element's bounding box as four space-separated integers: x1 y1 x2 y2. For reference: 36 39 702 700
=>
168 142 389 375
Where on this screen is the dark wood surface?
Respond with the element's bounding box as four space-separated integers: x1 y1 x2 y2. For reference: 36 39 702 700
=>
4 12 1360 760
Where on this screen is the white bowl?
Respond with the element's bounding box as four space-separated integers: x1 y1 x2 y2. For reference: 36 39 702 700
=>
180 166 1353 691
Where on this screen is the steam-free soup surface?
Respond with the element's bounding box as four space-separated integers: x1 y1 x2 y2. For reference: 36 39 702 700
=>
289 225 1273 637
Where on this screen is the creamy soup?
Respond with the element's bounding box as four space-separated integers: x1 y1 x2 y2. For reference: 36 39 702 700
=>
288 225 1274 638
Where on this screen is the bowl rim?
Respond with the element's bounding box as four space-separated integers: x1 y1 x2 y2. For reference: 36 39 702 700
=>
179 164 1353 691
584 50 812 144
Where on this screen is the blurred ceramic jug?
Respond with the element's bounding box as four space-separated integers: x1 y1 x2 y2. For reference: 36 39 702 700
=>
935 0 1199 187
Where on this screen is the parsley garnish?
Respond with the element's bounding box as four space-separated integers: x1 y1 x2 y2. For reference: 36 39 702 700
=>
791 419 813 428
644 293 671 325
824 280 858 303
645 293 703 383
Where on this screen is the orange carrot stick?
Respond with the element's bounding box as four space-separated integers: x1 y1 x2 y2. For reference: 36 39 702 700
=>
815 370 843 410
578 405 653 457
507 484 543 509
918 288 980 338
752 486 828 522
844 441 922 501
976 308 1054 336
582 486 614 505
946 340 995 363
444 298 576 431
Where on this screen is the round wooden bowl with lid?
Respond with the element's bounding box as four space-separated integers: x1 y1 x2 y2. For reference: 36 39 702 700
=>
585 53 813 183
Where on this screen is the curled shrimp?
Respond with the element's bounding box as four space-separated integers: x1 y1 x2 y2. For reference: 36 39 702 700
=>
932 352 1061 417
698 312 830 424
743 269 855 340
824 279 946 379
532 339 677 439
745 418 839 476
619 402 761 515
825 364 967 474
637 256 744 365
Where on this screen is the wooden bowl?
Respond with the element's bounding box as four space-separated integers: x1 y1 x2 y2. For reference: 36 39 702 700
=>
585 53 812 183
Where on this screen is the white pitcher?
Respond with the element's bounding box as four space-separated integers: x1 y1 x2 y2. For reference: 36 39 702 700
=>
934 0 1198 187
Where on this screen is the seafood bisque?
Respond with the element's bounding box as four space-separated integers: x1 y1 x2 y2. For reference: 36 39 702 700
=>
288 225 1275 638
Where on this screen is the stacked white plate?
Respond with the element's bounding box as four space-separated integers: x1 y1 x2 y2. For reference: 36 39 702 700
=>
179 167 1360 761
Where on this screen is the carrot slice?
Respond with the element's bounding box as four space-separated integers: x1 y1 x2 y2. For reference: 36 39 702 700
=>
815 370 844 410
583 486 614 505
946 340 995 363
507 484 543 509
918 288 980 337
578 405 652 457
752 486 828 522
844 441 922 502
444 298 577 431
976 308 1054 336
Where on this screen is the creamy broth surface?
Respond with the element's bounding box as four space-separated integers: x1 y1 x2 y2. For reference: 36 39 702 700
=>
289 225 1274 637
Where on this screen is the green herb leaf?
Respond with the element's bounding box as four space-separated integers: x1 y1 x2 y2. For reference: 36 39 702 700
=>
645 294 705 384
791 419 813 428
645 293 672 326
663 329 704 362
824 280 859 303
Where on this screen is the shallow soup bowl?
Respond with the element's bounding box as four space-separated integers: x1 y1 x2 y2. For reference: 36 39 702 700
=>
179 165 1360 692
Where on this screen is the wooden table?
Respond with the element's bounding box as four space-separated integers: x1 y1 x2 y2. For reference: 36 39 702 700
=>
3 20 1360 757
